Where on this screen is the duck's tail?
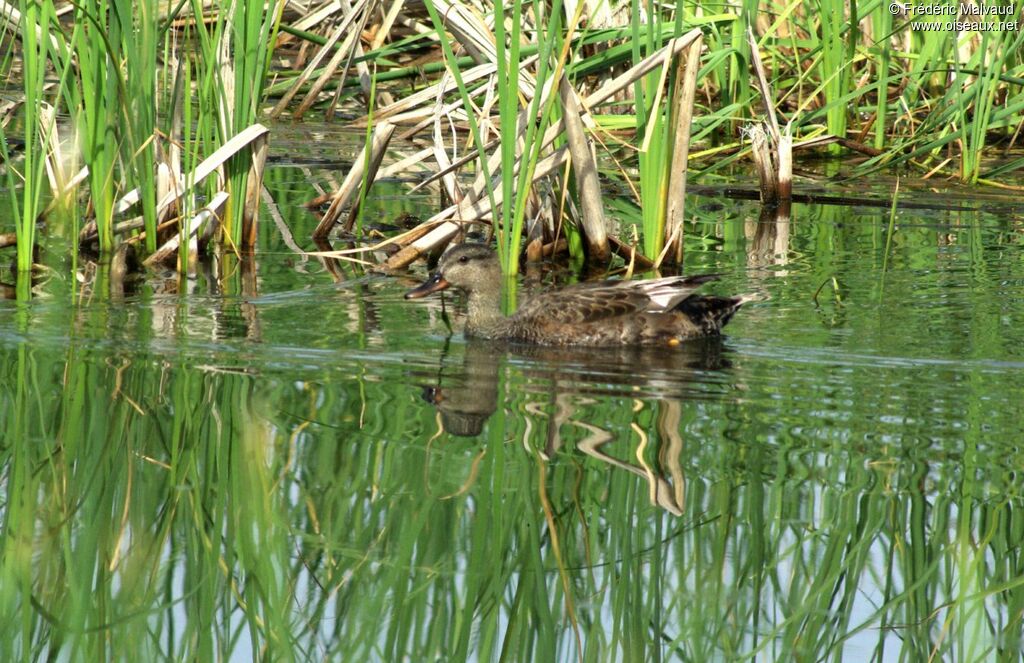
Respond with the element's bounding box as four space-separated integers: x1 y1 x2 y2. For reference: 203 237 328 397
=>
675 293 757 334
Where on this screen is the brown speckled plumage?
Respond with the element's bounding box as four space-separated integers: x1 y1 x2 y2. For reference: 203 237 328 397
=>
405 243 751 346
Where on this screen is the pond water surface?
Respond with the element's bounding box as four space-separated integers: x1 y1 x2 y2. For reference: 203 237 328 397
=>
2 124 1024 661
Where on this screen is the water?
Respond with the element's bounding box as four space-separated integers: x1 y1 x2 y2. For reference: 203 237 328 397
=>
2 124 1024 660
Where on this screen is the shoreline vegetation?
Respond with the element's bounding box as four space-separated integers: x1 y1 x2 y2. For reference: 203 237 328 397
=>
1 0 1022 290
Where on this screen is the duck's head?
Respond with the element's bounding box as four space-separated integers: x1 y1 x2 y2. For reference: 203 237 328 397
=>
405 243 501 299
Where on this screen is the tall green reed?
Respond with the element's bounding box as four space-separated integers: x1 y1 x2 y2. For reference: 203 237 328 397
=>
956 27 1022 183
225 0 282 248
500 0 568 274
491 0 523 272
8 0 59 275
185 0 281 250
632 3 664 260
421 0 567 274
123 0 159 253
871 4 892 151
71 0 122 254
818 0 856 152
632 1 706 260
5 0 279 276
12 0 166 258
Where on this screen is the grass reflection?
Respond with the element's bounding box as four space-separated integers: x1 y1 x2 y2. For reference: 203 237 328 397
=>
2 332 1023 660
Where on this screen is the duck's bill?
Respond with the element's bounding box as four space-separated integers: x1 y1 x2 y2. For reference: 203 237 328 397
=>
404 272 451 299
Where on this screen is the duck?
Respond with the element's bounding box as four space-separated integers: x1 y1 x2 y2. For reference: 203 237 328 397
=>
405 243 753 347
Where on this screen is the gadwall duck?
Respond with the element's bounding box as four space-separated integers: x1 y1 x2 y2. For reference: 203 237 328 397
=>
405 243 752 346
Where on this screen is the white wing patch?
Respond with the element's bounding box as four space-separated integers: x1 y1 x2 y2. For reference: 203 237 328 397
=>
640 277 701 311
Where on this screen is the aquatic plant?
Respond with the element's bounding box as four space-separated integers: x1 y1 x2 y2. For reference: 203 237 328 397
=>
296 0 1022 268
1 0 277 294
3 0 1023 281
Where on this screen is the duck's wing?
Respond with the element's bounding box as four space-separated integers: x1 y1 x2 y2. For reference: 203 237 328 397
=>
517 274 719 325
635 274 720 311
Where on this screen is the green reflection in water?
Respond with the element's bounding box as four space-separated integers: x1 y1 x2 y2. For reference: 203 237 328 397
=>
2 148 1024 660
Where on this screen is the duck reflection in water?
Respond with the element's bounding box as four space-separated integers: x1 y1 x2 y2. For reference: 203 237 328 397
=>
420 341 503 438
418 338 733 514
422 337 732 436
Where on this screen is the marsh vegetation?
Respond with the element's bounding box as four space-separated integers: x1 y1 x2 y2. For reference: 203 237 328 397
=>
2 1 1024 661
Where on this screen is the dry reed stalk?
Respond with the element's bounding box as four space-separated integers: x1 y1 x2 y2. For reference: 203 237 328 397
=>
154 59 185 226
747 27 779 140
382 142 575 269
87 213 170 242
559 78 608 262
330 0 395 114
431 74 466 205
748 123 778 204
525 237 543 262
457 69 554 217
661 34 703 267
51 167 89 232
469 30 705 195
306 218 449 261
792 135 883 157
746 28 792 207
155 161 179 224
287 0 351 36
312 119 396 238
263 186 305 255
427 0 537 97
80 124 270 242
608 234 655 270
167 55 184 188
271 0 371 117
242 129 269 250
408 135 502 194
144 191 229 267
342 124 395 231
390 55 540 141
407 33 701 203
375 146 433 178
293 0 373 118
777 129 792 202
217 25 234 126
746 123 793 208
37 102 78 214
542 238 568 257
383 221 463 270
370 0 406 50
355 62 498 127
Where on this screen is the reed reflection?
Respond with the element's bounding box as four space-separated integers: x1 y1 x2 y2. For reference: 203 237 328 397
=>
746 202 792 275
420 338 733 514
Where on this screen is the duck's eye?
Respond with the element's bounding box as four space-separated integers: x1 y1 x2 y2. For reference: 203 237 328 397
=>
458 255 469 264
